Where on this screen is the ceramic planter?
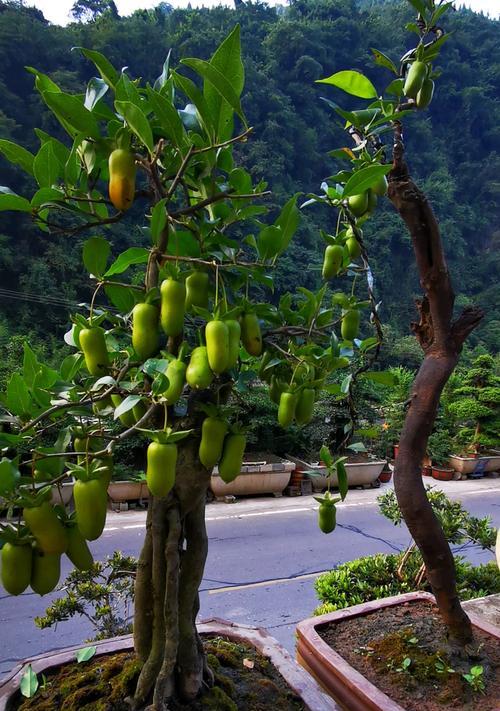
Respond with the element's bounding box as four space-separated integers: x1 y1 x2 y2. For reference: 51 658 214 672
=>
431 465 454 481
210 459 294 498
50 481 74 506
288 457 387 493
107 481 144 504
448 454 500 475
0 619 335 711
296 591 500 711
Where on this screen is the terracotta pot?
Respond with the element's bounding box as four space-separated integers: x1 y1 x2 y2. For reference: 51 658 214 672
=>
431 465 454 481
393 444 399 459
421 465 433 477
378 467 392 483
296 591 500 711
0 619 334 711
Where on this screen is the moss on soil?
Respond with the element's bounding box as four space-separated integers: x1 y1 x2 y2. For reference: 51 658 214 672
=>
15 637 305 711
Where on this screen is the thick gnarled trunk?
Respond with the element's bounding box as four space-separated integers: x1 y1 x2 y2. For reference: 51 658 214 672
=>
131 441 213 710
388 127 483 645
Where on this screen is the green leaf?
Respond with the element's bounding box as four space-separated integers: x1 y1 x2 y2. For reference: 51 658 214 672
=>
205 25 245 140
83 237 111 277
20 665 39 699
84 77 109 111
33 141 60 188
317 70 378 99
76 646 97 663
150 199 167 245
104 284 138 313
0 140 35 175
154 51 172 92
23 343 40 389
407 0 427 16
182 57 245 127
77 48 119 89
172 71 214 136
336 461 348 501
42 91 101 140
114 394 142 420
359 370 397 386
115 100 153 154
6 372 32 416
342 164 392 198
341 373 353 394
60 353 84 381
347 442 367 453
147 88 185 146
385 78 405 96
0 458 18 496
319 444 333 468
104 247 149 277
370 48 398 75
0 188 32 212
257 225 282 261
275 193 300 253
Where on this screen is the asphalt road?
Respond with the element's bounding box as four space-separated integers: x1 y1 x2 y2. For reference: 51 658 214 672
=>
1 484 498 680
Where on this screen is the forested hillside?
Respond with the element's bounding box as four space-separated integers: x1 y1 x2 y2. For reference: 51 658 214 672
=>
0 0 498 365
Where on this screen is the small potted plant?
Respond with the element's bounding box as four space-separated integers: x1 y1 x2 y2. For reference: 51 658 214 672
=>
428 431 455 481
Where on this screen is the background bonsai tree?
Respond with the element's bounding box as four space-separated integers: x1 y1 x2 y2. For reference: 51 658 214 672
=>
0 28 380 709
306 0 485 646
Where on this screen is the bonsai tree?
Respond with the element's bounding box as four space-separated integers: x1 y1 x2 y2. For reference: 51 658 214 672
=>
307 0 484 646
0 29 379 708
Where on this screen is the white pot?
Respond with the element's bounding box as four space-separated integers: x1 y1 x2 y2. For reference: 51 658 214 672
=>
211 460 294 498
448 454 500 474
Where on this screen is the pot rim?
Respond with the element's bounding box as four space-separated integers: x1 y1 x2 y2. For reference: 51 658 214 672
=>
0 618 335 711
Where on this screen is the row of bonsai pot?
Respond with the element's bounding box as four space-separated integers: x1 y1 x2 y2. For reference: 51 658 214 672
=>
393 445 500 482
1 591 498 710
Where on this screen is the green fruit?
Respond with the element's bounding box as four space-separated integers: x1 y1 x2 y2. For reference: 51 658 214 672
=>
96 455 113 489
346 236 361 260
318 501 336 534
79 327 109 377
108 148 136 212
241 313 262 356
278 391 298 427
160 279 186 337
199 417 228 469
146 442 177 498
185 271 209 311
93 397 112 415
367 190 378 214
186 346 213 390
206 320 229 374
347 192 369 217
132 303 159 360
24 502 68 555
219 434 246 484
403 60 427 99
341 310 360 341
110 395 145 427
74 479 107 541
1 543 32 595
226 319 241 369
162 359 186 405
322 245 344 279
416 78 434 109
372 175 388 197
269 376 286 405
66 525 94 571
295 388 315 426
31 549 61 595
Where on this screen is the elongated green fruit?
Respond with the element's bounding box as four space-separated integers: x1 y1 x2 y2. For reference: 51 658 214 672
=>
226 319 241 368
132 303 159 360
346 236 361 260
110 394 145 427
146 442 177 498
24 502 68 555
372 175 388 197
109 149 136 212
66 525 94 571
206 320 229 374
416 78 434 109
31 550 61 595
403 60 427 99
278 391 298 427
219 434 246 484
74 479 107 541
162 359 186 405
295 388 315 426
79 327 109 377
341 309 360 341
241 313 262 356
1 543 32 595
318 501 336 534
199 417 228 469
185 271 209 310
322 245 344 279
160 279 186 337
186 346 213 390
347 192 369 217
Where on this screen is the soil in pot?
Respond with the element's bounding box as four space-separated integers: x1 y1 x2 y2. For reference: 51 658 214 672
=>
317 599 500 711
13 636 306 711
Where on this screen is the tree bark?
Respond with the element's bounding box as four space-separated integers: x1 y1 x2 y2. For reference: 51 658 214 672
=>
388 125 483 645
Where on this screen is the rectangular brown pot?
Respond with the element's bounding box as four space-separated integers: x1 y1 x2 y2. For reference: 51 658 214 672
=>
295 591 500 711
